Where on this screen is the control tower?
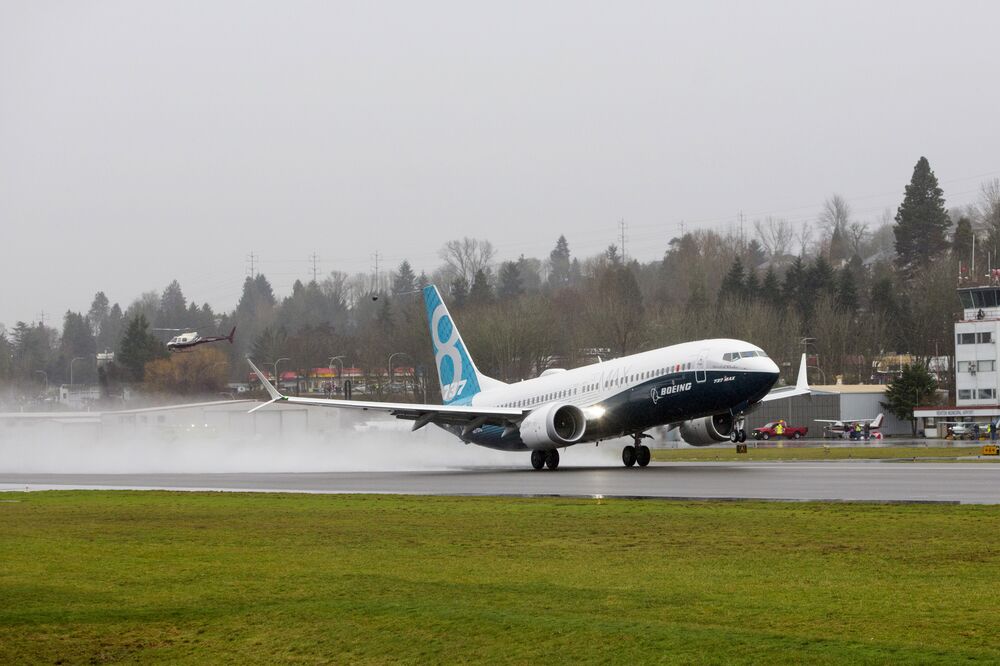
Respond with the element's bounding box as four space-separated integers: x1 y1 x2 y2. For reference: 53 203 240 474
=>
955 286 1000 405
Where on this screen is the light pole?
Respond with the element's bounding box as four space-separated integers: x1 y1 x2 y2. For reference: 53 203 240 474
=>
35 370 48 393
70 356 87 387
273 357 289 390
388 352 413 396
328 355 346 396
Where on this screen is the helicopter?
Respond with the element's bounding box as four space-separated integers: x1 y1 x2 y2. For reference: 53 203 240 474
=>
155 326 236 352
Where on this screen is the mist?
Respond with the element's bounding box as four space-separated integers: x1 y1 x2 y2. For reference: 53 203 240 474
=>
0 402 624 475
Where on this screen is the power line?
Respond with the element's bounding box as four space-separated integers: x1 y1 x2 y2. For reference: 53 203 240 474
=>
619 218 627 263
309 253 320 283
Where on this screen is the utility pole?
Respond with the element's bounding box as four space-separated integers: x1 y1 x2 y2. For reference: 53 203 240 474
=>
246 252 258 278
618 219 627 263
372 251 381 292
309 253 320 283
36 311 46 326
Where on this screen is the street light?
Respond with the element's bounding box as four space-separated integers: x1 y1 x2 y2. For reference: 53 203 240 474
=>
328 355 347 397
69 356 87 386
388 352 414 397
273 357 289 389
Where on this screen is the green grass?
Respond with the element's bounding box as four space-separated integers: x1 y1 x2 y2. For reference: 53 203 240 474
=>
2 492 1000 664
653 445 1000 462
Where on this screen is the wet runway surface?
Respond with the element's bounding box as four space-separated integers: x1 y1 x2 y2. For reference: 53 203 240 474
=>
4 461 1000 503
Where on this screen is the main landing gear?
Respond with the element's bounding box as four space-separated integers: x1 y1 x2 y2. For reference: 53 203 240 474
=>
530 449 560 470
622 433 652 468
729 414 747 443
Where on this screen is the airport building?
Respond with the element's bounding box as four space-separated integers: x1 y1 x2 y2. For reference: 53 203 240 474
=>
914 283 1000 436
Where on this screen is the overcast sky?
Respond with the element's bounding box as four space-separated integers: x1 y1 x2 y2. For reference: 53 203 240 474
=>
2 1 999 327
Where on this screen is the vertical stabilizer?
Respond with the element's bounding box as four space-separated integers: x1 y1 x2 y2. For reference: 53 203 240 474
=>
422 285 503 405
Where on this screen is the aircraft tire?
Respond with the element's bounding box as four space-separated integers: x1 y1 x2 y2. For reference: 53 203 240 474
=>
545 449 560 470
739 430 747 443
636 445 651 467
622 446 637 467
530 450 545 470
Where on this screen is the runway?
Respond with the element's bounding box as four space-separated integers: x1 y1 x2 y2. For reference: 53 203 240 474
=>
4 461 1000 503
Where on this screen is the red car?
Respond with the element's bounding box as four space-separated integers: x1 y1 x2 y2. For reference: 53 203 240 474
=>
752 421 808 440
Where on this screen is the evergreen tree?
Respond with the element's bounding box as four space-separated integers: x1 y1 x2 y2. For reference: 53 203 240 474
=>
883 364 938 435
952 216 974 267
450 276 469 308
893 156 950 275
808 256 837 296
783 256 808 317
548 235 572 287
718 257 746 302
87 291 110 336
159 280 187 326
761 267 781 298
835 266 858 310
743 269 760 300
605 244 622 265
392 260 416 295
469 268 494 305
497 261 523 300
118 314 165 381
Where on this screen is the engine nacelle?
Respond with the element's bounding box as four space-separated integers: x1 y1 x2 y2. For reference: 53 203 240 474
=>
679 413 734 446
519 403 587 450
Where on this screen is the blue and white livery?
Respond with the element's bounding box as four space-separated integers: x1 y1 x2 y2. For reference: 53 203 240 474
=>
248 284 808 469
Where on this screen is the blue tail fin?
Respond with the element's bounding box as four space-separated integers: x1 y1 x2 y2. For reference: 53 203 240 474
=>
423 285 501 405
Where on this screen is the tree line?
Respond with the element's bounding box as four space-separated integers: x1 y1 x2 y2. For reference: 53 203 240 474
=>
1 156 994 403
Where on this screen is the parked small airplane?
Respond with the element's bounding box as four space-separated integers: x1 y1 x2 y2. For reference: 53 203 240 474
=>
815 413 884 439
160 327 236 352
247 285 809 469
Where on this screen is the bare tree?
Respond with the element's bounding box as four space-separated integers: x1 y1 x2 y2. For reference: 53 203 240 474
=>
753 217 794 258
439 238 496 285
818 194 852 236
847 221 870 259
795 222 814 257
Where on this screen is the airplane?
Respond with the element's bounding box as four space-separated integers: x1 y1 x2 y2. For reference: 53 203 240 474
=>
161 326 236 352
247 285 809 470
815 413 884 439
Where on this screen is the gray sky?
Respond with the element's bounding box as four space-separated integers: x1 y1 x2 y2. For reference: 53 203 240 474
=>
2 1 999 326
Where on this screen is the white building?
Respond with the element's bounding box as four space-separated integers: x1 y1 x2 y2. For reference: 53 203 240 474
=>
954 286 1000 405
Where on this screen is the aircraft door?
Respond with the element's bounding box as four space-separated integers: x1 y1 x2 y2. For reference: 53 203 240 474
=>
695 350 707 383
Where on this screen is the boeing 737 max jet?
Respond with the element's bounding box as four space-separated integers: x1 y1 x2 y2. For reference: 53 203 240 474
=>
248 285 809 469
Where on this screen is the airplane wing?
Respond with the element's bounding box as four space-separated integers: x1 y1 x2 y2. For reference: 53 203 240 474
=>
246 358 524 433
758 353 810 403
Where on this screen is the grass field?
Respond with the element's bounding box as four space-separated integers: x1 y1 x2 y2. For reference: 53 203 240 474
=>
653 445 1000 462
3 492 1000 664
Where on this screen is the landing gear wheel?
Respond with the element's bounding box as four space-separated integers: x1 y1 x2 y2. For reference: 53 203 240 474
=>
636 445 651 467
730 430 739 443
530 450 545 470
545 449 560 470
739 430 747 443
622 445 637 467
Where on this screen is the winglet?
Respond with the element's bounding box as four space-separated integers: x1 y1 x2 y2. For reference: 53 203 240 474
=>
795 353 809 391
247 357 285 402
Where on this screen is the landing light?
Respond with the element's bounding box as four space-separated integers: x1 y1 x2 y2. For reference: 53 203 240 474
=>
585 406 606 419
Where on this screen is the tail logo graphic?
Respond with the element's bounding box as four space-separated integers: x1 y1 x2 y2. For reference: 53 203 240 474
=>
430 303 467 402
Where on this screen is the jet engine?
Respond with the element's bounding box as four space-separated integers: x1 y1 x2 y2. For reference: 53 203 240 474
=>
519 403 587 449
679 413 734 446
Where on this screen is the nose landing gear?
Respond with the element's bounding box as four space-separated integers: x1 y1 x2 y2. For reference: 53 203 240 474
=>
622 433 652 467
729 414 747 444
